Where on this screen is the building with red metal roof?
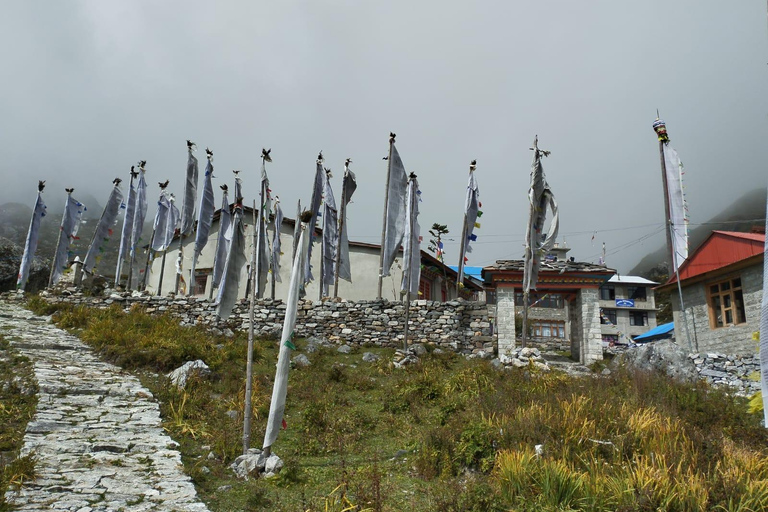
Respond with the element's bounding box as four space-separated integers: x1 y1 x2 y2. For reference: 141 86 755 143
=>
657 231 764 354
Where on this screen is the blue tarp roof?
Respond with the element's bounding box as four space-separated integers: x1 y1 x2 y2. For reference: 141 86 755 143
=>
634 322 675 341
448 265 483 280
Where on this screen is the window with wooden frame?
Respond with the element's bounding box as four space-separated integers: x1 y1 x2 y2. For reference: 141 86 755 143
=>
531 320 566 339
707 277 746 328
600 285 615 300
419 278 431 300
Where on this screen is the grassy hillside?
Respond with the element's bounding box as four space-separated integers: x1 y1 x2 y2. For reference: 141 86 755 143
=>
25 297 768 511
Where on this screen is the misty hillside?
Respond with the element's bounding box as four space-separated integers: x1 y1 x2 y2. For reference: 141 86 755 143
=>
631 187 766 276
0 194 151 279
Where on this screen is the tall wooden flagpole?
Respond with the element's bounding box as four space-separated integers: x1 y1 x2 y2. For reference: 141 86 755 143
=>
115 168 137 288
243 199 258 454
333 159 352 298
402 173 416 351
653 115 694 351
48 188 73 288
377 134 395 299
127 161 146 291
175 140 195 295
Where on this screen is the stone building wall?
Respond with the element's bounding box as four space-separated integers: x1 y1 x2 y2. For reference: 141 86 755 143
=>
672 263 762 355
570 289 603 364
495 287 516 355
39 293 496 355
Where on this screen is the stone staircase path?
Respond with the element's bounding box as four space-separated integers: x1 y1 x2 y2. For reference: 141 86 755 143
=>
0 301 209 512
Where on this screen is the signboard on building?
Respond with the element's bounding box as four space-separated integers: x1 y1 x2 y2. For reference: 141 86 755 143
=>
616 299 635 308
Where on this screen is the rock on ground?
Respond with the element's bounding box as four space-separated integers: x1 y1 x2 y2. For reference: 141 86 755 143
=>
167 360 211 388
614 340 697 382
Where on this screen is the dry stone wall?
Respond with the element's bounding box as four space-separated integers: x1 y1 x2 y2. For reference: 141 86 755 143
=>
38 292 496 355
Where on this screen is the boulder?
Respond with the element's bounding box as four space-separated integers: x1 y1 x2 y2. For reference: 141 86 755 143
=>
292 354 311 367
615 340 697 382
0 236 49 292
362 352 380 363
229 448 267 480
167 360 211 388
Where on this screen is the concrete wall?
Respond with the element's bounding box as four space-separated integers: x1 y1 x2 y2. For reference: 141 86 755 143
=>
147 220 452 303
599 282 658 340
671 263 762 355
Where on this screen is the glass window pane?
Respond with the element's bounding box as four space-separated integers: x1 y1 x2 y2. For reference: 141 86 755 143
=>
733 278 741 288
735 290 746 324
722 281 731 291
712 296 723 327
724 295 731 308
710 285 719 294
725 309 733 324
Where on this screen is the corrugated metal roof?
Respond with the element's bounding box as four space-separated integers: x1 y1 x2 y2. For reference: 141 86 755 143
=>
665 231 764 285
608 275 658 285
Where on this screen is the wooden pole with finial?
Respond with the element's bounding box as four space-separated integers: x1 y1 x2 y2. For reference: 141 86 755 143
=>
116 167 137 288
402 172 417 352
48 187 74 289
653 114 694 351
377 133 396 300
174 140 195 295
333 159 352 298
156 187 173 296
243 196 258 454
456 160 477 294
127 161 146 291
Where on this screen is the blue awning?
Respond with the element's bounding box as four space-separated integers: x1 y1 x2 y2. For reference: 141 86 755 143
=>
634 322 675 341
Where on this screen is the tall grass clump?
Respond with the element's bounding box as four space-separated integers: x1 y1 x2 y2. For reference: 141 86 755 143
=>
0 337 38 510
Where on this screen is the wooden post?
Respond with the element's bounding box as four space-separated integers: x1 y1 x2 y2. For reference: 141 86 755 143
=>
522 291 529 349
243 199 258 454
402 175 416 351
48 190 72 288
333 161 351 298
140 228 156 292
116 170 136 288
255 179 266 300
377 135 395 300
157 249 167 296
126 168 141 292
655 119 694 352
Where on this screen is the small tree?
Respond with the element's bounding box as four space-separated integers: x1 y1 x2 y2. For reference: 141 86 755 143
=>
428 223 450 300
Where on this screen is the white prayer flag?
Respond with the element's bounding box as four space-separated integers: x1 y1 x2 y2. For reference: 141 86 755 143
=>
400 175 421 296
50 193 85 287
17 190 47 291
263 222 309 450
523 142 559 294
382 144 408 277
321 170 338 297
83 183 124 275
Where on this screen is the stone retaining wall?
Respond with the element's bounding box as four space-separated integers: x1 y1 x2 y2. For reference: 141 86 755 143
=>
691 352 761 396
37 292 496 355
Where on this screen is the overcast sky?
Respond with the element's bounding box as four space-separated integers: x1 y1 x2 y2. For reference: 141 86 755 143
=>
2 0 767 274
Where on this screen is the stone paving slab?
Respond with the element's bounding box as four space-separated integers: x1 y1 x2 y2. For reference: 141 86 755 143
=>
0 301 209 511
